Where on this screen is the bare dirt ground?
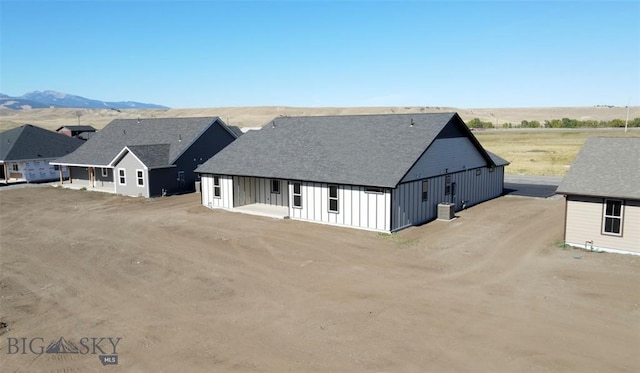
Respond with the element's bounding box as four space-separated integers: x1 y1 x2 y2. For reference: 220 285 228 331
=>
0 187 638 372
1 105 638 132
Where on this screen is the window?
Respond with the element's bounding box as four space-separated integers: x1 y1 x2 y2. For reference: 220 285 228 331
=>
328 185 338 213
292 182 302 208
54 165 60 171
213 175 221 198
177 171 185 182
602 199 623 236
136 170 144 187
271 179 280 194
101 168 108 177
445 175 452 195
118 169 126 185
365 187 383 194
476 169 481 176
422 180 428 201
11 164 18 172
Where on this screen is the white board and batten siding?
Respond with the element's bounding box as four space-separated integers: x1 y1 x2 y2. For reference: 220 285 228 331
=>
565 196 640 255
233 176 289 207
201 174 233 209
288 182 392 232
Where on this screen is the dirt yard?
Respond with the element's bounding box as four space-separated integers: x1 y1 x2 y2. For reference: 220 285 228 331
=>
1 187 638 372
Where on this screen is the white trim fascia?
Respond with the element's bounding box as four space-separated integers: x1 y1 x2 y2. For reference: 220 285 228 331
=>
109 146 148 171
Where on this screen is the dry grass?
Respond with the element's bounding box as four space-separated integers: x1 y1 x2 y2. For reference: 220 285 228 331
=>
475 130 640 176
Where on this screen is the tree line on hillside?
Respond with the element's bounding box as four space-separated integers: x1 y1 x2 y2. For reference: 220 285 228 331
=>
466 117 640 129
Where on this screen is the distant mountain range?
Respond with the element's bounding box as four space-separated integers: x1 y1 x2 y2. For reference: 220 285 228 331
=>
0 90 169 110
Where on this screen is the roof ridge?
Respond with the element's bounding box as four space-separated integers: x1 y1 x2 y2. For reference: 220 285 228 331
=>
272 112 458 120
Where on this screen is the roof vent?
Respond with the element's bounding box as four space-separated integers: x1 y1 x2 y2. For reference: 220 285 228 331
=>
137 118 141 124
272 120 276 129
123 129 126 135
179 134 182 142
410 118 415 127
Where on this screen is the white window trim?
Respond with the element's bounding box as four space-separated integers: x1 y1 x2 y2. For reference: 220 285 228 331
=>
101 168 109 177
118 168 126 185
213 175 221 199
292 182 302 208
136 169 144 187
328 185 339 213
602 199 624 236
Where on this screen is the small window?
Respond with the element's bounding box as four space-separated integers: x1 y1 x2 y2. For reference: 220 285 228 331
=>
213 175 221 198
118 169 126 185
101 168 108 177
292 182 302 208
271 179 280 194
445 175 451 195
177 171 185 182
365 187 383 194
136 170 144 187
602 199 623 236
11 164 18 172
328 185 338 213
54 165 60 171
476 169 481 176
421 180 428 201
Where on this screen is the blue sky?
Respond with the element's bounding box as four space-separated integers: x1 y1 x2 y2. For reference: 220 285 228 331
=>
1 0 639 108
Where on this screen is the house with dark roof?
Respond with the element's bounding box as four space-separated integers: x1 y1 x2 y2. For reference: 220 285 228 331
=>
52 117 240 197
56 125 97 140
556 137 640 255
195 113 509 232
0 124 84 184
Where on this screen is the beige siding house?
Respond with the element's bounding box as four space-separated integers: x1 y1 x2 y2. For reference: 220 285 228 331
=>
196 113 508 232
556 137 640 255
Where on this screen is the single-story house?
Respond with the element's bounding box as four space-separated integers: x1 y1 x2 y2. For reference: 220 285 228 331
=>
0 124 84 184
556 137 640 255
196 113 509 232
52 117 241 197
56 125 97 140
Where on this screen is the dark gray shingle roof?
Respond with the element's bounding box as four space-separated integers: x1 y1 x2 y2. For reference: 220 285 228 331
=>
0 124 84 161
556 137 640 199
196 113 501 188
56 125 97 132
126 144 171 169
53 117 235 167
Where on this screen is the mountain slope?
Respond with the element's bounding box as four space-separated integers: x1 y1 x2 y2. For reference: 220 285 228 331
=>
0 90 168 109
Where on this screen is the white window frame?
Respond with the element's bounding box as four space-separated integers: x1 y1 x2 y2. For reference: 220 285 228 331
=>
328 185 339 213
101 168 108 178
11 163 19 172
292 182 302 208
271 179 280 194
213 175 221 198
118 168 126 185
602 199 624 236
136 169 144 187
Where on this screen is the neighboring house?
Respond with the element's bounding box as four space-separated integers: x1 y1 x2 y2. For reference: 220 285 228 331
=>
56 125 97 140
0 124 83 183
52 117 240 197
556 137 640 255
196 113 509 232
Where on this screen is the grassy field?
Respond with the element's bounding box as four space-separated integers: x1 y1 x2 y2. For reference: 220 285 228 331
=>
475 129 640 176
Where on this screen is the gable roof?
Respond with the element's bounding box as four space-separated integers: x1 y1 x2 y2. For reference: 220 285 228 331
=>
56 125 97 132
195 113 501 188
53 117 238 167
556 137 640 200
113 144 172 169
0 124 84 161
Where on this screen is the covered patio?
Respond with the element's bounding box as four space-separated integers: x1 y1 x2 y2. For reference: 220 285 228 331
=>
231 204 289 219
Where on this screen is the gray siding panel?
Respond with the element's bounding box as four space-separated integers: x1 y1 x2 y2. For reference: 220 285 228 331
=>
392 166 504 231
114 151 149 197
